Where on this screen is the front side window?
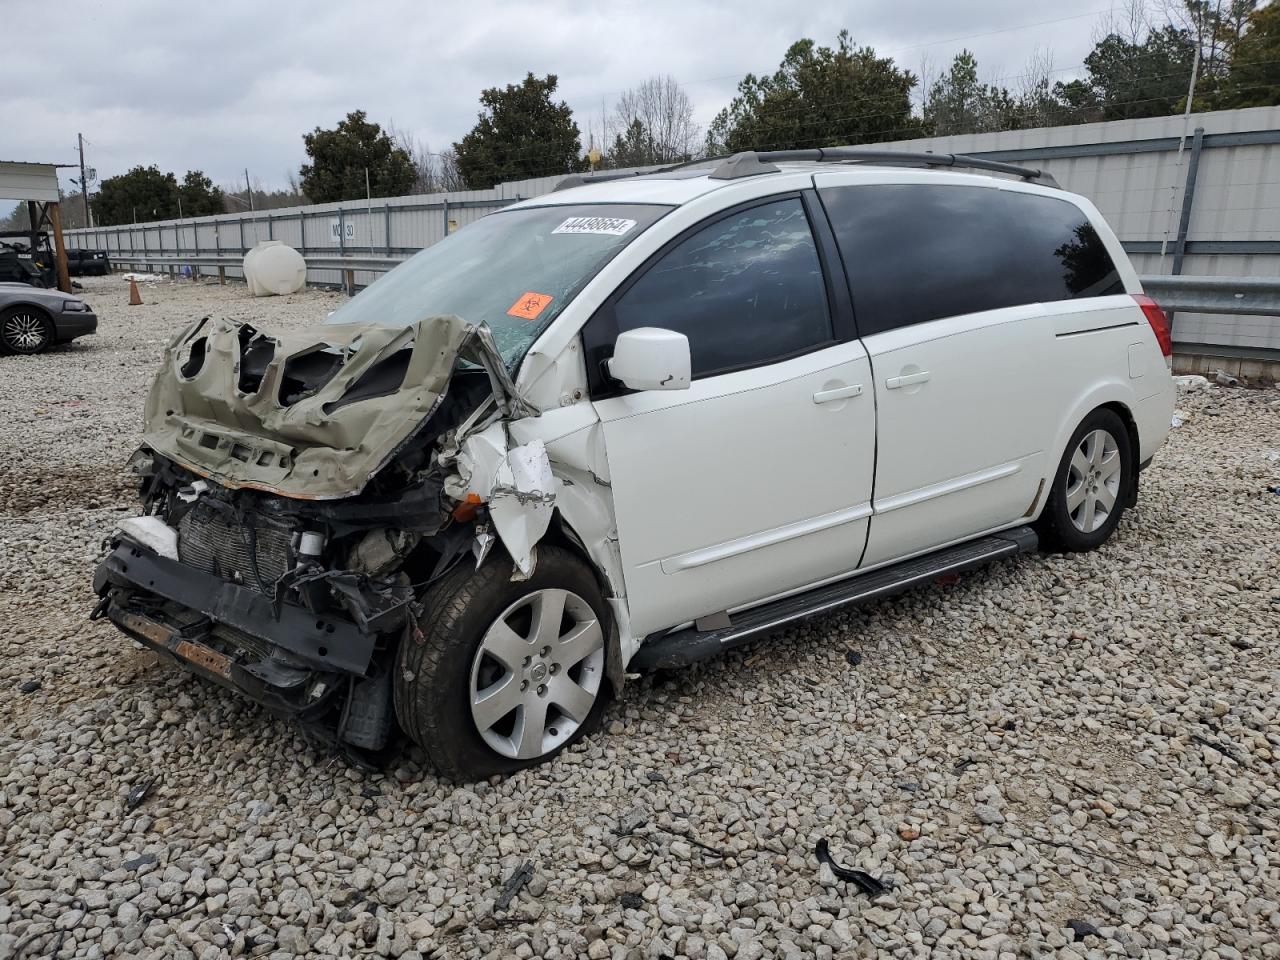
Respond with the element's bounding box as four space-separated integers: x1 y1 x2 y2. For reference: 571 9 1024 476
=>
818 184 1124 336
325 203 670 366
606 197 832 379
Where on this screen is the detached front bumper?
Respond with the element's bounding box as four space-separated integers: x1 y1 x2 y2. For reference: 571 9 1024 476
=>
94 538 378 717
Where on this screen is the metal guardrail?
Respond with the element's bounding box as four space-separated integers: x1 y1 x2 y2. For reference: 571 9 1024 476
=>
105 256 1280 321
106 252 406 293
109 253 405 273
1139 275 1280 317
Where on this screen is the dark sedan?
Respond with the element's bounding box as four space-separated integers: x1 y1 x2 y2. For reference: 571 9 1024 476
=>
0 282 98 354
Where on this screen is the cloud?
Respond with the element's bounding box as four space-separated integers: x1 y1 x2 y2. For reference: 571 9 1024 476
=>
6 0 1109 198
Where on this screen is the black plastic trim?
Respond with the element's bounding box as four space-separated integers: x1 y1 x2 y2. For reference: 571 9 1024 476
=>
1055 321 1140 337
96 540 376 676
802 189 859 343
53 312 99 340
631 526 1038 671
105 603 336 718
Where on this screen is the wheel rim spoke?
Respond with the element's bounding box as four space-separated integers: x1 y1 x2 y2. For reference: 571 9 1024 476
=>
1080 494 1097 532
531 589 567 646
514 697 549 759
1065 479 1088 513
1070 448 1091 479
1099 451 1122 482
549 674 596 723
471 673 521 730
481 620 531 671
555 618 603 669
1095 483 1117 514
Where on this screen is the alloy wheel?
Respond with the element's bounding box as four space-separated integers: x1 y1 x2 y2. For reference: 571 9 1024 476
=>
469 588 605 760
1065 428 1122 533
2 311 49 353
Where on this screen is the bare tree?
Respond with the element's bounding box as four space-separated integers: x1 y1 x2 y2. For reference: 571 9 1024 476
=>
1015 47 1061 128
435 149 467 193
608 75 700 165
917 52 939 120
1097 0 1155 44
386 121 442 194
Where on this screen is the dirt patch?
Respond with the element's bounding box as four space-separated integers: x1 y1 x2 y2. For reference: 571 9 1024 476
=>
0 461 135 516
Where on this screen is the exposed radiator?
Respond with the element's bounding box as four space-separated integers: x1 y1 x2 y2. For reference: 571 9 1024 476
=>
177 503 293 595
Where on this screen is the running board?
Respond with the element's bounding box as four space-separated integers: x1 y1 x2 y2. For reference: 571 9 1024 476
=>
630 526 1038 671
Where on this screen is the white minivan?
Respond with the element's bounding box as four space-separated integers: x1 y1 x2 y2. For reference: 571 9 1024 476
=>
96 150 1176 779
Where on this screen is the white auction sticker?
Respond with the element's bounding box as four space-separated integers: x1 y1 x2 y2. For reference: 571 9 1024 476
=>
552 216 637 237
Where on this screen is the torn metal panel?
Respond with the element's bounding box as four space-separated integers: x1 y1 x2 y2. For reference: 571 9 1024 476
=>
510 407 626 611
452 422 509 500
455 424 557 576
143 315 528 501
552 463 624 593
509 404 611 484
488 440 556 577
465 406 626 603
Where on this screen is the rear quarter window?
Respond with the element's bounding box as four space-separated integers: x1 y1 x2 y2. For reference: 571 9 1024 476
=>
818 184 1124 336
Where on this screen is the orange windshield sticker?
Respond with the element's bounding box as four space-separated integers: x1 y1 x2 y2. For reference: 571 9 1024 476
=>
507 292 554 321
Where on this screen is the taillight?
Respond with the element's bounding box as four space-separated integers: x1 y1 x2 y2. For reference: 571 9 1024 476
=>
1133 294 1172 358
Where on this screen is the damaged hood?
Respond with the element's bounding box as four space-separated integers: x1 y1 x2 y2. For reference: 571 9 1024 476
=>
144 314 531 500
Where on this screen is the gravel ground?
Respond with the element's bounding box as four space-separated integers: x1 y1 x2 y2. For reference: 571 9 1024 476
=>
2 275 1279 960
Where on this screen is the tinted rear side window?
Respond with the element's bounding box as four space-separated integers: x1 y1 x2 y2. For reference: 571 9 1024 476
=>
819 184 1123 336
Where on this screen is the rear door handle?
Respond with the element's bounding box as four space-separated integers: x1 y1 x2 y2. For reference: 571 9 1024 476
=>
813 384 864 404
886 371 931 389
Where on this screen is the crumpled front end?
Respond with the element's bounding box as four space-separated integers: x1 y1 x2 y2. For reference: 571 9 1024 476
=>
93 311 619 756
144 313 531 500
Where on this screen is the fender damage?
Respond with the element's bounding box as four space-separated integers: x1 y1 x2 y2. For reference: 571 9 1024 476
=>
93 313 623 755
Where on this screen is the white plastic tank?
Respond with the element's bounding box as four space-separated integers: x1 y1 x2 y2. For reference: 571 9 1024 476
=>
243 241 306 297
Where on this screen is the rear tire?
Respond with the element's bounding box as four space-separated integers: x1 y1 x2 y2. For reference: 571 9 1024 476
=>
394 546 611 781
1036 408 1132 552
0 306 53 355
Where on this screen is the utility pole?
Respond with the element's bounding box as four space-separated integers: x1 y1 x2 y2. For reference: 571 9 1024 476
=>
365 167 374 255
245 168 254 211
78 133 90 227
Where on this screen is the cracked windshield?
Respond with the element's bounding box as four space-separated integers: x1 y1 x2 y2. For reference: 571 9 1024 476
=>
325 203 669 364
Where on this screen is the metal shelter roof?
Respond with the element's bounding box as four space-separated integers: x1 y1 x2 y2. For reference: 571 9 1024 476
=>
0 161 69 203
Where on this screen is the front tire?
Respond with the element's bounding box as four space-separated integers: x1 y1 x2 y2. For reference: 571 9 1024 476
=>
394 546 611 780
0 306 53 355
1037 408 1132 552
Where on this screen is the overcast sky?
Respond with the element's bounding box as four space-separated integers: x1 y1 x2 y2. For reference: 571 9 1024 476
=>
9 0 1121 202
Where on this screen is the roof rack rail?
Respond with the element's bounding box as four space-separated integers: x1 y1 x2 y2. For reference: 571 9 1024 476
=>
707 148 1059 187
552 170 650 192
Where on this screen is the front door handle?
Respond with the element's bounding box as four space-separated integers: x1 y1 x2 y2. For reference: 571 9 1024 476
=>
813 383 864 404
886 370 931 389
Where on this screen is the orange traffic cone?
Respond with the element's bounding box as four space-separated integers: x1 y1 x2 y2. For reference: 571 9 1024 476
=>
128 277 143 306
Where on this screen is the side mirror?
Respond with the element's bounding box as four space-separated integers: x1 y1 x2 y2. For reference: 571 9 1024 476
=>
607 327 691 391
